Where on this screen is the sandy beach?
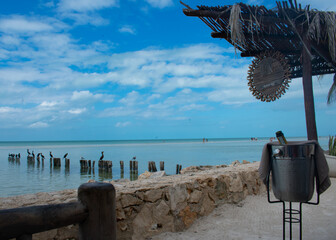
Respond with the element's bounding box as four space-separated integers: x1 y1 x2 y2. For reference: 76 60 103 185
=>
152 178 336 240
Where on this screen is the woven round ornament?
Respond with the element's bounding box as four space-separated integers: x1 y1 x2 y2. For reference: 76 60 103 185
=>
247 51 291 102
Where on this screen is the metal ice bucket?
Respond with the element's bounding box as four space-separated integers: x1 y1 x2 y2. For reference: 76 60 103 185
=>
271 143 315 202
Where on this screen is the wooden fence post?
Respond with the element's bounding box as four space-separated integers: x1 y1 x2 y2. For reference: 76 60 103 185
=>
78 182 116 240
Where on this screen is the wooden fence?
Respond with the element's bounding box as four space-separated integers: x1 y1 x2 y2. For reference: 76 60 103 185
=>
0 182 116 240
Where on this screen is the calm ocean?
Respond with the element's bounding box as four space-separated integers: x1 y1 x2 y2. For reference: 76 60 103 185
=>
0 137 329 198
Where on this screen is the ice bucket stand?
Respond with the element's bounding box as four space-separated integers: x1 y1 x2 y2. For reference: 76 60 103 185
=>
266 143 320 240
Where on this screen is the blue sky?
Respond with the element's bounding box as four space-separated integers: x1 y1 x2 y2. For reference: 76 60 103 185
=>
0 0 335 141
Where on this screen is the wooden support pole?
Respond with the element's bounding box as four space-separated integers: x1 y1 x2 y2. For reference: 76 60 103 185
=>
78 182 116 240
160 161 164 171
302 37 318 140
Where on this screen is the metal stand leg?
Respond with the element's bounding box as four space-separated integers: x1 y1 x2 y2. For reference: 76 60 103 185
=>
283 202 302 240
266 175 317 240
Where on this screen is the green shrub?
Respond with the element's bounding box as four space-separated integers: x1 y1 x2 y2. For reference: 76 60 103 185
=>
329 136 336 156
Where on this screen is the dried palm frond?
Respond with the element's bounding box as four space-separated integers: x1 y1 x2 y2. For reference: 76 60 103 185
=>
229 4 245 49
307 12 321 43
325 12 336 63
307 11 336 63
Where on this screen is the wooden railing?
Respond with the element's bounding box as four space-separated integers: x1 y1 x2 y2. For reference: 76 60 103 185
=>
0 182 116 240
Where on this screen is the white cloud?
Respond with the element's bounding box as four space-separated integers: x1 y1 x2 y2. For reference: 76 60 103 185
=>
0 107 21 114
0 16 53 34
145 0 173 8
68 108 87 114
118 25 136 35
119 91 142 106
58 0 119 12
29 121 49 128
39 101 59 108
101 107 137 117
179 104 209 111
115 121 131 127
71 91 114 103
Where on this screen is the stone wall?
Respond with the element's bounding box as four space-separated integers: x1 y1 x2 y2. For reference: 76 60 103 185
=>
0 161 265 240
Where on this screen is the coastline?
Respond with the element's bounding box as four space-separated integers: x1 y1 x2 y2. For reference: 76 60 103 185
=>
0 161 265 240
0 137 330 198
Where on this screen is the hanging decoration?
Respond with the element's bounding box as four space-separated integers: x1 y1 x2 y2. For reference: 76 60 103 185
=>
247 51 292 102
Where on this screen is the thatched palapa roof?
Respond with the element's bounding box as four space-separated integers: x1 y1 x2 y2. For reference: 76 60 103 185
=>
182 0 336 79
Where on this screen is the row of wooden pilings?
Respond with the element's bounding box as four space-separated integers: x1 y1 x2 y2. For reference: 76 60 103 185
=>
79 160 182 175
25 156 70 168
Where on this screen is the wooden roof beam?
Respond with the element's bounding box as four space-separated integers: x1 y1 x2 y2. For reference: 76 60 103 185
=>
211 31 297 40
241 50 301 57
182 8 287 25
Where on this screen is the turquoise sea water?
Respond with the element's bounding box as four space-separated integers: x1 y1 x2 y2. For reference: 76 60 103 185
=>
0 137 329 198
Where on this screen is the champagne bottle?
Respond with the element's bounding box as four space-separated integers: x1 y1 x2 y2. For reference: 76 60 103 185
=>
276 131 287 144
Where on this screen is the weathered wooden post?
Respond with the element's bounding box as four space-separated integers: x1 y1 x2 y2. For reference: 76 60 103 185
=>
27 156 34 163
160 161 164 171
302 37 318 140
132 160 136 173
65 158 70 168
151 161 157 172
176 164 182 174
53 158 61 168
120 161 124 179
134 161 138 172
148 161 151 172
120 161 124 171
78 182 116 240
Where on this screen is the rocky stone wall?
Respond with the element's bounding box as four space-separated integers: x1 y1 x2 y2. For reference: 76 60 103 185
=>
0 161 265 240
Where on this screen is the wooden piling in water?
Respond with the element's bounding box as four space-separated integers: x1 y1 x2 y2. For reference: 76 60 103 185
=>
148 161 157 172
98 160 112 171
53 158 61 167
134 161 138 171
27 156 34 163
160 161 164 171
176 164 182 174
129 160 138 181
80 160 88 170
120 161 124 171
65 158 70 168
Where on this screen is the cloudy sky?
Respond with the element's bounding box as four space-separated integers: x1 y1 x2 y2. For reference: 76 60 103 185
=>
0 0 335 141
